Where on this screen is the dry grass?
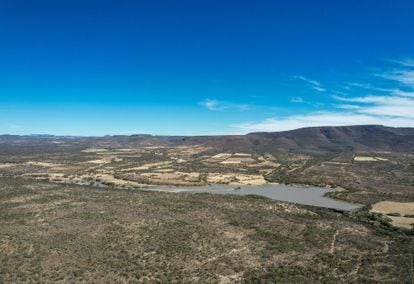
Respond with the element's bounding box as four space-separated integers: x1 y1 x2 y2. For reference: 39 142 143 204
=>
1 178 413 283
371 201 414 229
371 201 414 216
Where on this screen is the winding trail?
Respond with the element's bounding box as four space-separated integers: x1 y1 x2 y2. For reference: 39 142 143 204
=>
329 230 339 254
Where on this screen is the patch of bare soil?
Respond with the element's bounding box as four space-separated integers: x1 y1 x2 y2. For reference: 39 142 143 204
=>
0 163 15 169
354 156 388 162
371 201 414 229
371 201 414 215
207 173 267 185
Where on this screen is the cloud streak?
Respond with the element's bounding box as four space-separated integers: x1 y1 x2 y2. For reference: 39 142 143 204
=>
235 111 414 133
294 75 326 92
380 69 414 86
333 95 414 118
234 60 414 133
200 99 250 111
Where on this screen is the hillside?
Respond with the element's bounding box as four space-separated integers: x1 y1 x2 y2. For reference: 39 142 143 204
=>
0 126 413 283
1 125 414 154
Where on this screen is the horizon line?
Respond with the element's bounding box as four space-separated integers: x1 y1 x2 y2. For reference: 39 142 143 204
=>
1 124 409 138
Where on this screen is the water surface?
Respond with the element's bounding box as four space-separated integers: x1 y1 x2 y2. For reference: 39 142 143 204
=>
144 183 363 211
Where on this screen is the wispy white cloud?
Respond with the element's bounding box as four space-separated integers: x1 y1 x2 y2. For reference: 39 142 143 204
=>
333 60 414 119
234 111 414 133
331 92 414 123
235 111 413 132
336 104 361 110
390 58 414 68
391 89 414 98
234 60 414 133
380 70 414 86
332 94 411 104
349 85 414 98
293 75 326 92
200 99 250 111
200 99 222 111
313 86 327 92
346 82 391 92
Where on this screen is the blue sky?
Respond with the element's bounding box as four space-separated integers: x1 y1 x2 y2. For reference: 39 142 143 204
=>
1 0 414 135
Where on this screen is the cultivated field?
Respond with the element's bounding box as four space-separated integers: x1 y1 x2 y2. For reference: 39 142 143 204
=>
0 128 413 282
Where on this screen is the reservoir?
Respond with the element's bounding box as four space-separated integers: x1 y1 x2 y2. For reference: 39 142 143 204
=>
144 183 363 211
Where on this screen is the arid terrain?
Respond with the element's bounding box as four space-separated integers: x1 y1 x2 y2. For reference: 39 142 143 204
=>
1 125 413 282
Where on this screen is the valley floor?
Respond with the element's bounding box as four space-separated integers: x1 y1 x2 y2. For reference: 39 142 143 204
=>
0 138 413 282
0 178 413 283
